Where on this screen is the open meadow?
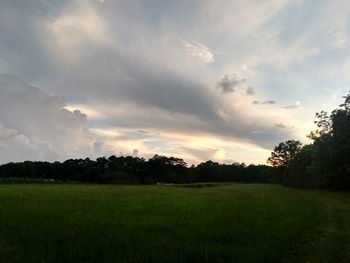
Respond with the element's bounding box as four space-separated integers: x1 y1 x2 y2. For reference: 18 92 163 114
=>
0 184 349 262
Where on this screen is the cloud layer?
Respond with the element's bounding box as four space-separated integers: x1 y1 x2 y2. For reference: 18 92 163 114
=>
1 0 350 164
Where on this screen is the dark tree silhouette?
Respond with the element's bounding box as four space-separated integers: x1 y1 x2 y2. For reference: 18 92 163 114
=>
267 140 302 168
280 91 350 190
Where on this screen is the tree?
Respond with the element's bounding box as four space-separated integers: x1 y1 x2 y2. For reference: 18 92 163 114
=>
267 140 302 168
306 92 350 189
284 145 314 188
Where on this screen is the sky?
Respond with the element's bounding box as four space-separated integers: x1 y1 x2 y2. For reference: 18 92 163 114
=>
0 0 350 165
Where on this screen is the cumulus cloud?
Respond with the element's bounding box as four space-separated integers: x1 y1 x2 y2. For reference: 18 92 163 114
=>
216 74 246 93
0 122 58 163
0 74 113 163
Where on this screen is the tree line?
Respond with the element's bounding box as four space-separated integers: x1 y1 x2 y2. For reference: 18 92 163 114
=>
268 91 350 190
0 154 279 185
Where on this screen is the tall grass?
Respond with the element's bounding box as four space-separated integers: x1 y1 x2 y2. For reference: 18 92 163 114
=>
0 184 348 262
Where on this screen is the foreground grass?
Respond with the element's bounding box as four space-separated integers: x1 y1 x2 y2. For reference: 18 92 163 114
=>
0 184 349 262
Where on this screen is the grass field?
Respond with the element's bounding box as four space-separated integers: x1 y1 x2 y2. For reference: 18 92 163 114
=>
0 184 349 262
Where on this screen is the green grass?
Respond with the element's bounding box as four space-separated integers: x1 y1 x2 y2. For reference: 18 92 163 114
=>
0 184 349 262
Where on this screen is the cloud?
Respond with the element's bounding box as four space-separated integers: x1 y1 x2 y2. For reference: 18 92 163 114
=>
275 123 287 129
1 0 335 164
216 74 246 93
246 86 255 96
179 147 226 162
252 100 277 105
0 74 114 163
283 101 302 109
263 100 277 105
183 40 215 63
0 122 58 163
283 105 299 109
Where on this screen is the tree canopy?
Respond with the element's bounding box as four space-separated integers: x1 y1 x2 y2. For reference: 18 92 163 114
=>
267 140 302 168
0 154 276 185
274 91 350 190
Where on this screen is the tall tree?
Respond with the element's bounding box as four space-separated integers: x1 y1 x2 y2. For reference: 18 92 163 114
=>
267 140 302 168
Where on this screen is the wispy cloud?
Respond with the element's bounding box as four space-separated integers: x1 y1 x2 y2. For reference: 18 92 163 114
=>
252 100 277 105
183 40 215 63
